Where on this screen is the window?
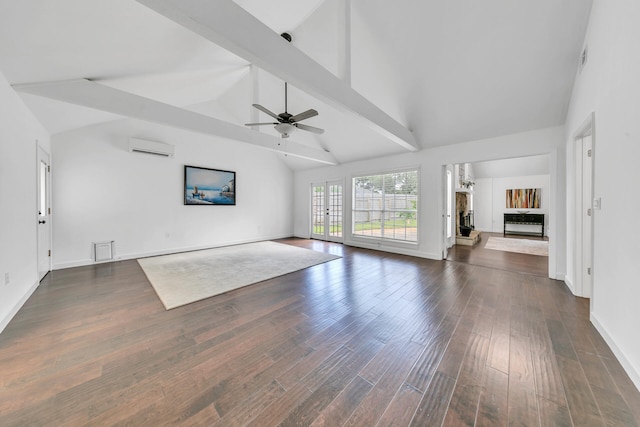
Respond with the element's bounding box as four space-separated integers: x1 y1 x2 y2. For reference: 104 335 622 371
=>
353 169 418 242
39 161 48 217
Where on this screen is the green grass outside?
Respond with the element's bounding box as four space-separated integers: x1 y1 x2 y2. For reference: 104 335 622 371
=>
313 225 343 234
354 219 417 231
313 219 417 234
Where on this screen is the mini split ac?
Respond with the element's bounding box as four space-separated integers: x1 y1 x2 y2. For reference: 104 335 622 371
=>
128 137 175 157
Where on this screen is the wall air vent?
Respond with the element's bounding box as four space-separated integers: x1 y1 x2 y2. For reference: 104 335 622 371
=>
129 137 175 157
93 241 114 262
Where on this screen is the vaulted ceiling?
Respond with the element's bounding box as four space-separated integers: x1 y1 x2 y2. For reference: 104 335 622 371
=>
0 0 592 169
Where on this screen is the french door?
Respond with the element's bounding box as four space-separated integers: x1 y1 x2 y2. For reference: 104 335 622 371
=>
311 181 343 242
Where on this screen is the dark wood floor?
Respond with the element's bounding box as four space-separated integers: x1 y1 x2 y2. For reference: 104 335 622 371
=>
1 238 638 426
447 232 549 277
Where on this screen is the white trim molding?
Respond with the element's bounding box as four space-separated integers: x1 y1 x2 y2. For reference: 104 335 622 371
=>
591 313 640 393
0 280 40 335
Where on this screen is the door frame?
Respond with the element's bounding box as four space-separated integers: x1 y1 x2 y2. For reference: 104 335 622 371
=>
37 145 52 280
310 180 344 243
442 165 455 258
573 113 595 299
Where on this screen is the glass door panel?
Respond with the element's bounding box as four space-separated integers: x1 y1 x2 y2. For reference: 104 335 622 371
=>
311 184 326 239
311 181 343 242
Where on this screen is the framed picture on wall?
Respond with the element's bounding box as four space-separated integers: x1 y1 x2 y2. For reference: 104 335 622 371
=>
506 188 540 209
184 165 235 205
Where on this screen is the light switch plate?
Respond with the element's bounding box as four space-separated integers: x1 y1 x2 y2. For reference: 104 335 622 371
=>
593 197 602 210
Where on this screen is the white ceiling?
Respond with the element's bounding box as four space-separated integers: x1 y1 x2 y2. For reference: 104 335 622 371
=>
0 0 593 169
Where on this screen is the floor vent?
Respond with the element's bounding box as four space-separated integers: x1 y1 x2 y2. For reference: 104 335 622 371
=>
93 241 115 262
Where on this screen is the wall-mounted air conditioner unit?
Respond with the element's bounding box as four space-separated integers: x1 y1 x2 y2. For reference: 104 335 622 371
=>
129 137 175 157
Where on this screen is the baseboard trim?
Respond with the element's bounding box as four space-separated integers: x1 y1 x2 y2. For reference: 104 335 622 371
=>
564 277 576 294
344 240 441 261
591 313 640 393
0 279 40 335
54 258 95 269
293 235 441 260
52 234 295 270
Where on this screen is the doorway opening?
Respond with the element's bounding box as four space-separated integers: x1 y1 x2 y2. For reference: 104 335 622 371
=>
444 156 551 277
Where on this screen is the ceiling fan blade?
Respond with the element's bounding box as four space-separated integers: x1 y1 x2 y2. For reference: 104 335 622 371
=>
295 123 325 135
252 104 280 120
291 109 318 122
245 122 278 126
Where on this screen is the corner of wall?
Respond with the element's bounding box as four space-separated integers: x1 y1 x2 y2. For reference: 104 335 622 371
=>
0 280 40 334
591 313 640 393
0 69 50 336
563 276 575 294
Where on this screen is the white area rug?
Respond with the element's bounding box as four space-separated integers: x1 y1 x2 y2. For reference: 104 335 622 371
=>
484 236 549 256
138 241 340 310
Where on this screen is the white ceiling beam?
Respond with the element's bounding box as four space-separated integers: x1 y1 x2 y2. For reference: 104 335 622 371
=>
14 79 337 165
136 0 418 152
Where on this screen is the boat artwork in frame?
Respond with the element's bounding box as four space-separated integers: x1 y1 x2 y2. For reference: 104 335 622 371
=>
184 165 236 205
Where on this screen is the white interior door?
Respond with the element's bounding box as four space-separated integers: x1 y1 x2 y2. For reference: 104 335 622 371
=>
311 181 343 242
37 147 52 280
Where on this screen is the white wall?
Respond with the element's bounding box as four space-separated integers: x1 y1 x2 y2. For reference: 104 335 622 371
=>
52 119 294 268
472 178 493 232
350 1 407 125
293 0 341 78
294 126 565 277
564 0 640 390
472 155 549 178
474 175 550 235
0 71 50 333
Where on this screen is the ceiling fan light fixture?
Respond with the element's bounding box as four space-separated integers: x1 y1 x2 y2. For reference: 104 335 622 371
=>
274 122 295 138
245 81 324 137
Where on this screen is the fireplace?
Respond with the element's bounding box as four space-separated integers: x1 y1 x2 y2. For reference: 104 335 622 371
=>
455 192 474 236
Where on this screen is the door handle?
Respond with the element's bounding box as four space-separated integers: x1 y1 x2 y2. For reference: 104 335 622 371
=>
39 220 46 224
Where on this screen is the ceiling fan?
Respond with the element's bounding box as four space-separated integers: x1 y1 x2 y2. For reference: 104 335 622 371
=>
245 82 325 138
